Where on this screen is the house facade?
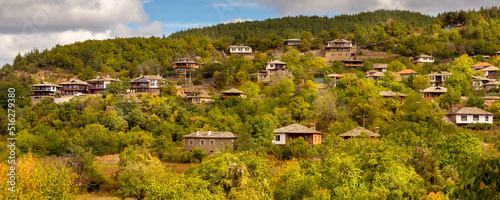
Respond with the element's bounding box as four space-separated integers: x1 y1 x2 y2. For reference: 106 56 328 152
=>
366 71 384 80
272 123 322 145
229 45 252 54
472 62 493 70
31 81 61 99
259 60 293 82
495 51 500 58
446 107 494 126
482 66 499 80
421 86 447 100
379 91 407 100
325 39 356 61
173 58 200 79
86 76 120 94
326 74 345 82
339 127 381 140
341 59 364 69
59 79 88 96
183 131 237 155
428 71 451 87
186 94 213 104
411 54 434 63
130 75 166 94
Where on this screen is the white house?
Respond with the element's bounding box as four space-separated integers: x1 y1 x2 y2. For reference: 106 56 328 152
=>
272 123 322 145
411 54 434 63
130 75 166 94
428 71 451 87
229 45 252 54
446 107 494 126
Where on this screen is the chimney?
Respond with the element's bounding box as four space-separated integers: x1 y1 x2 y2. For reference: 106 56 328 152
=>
310 123 316 131
375 127 379 134
196 131 199 136
208 131 211 135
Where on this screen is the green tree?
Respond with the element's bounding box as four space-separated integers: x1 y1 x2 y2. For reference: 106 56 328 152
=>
272 79 295 97
387 60 405 72
80 66 96 80
239 81 260 99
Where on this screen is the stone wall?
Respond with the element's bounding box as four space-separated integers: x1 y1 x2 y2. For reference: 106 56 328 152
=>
184 138 235 155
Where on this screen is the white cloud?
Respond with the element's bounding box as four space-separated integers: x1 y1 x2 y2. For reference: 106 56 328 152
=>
242 0 500 16
0 0 163 66
222 18 253 24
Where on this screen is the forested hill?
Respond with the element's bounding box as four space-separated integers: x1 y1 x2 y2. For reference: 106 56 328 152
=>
169 10 434 43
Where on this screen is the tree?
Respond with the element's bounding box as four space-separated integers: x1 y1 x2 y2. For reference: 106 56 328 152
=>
80 66 96 80
288 96 311 122
412 75 431 91
449 54 474 74
272 79 295 97
106 82 128 94
239 81 260 99
387 60 405 72
465 95 485 109
213 71 231 88
312 57 327 70
160 81 177 97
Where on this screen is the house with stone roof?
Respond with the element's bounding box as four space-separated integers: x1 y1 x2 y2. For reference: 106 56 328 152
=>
59 79 88 96
285 38 302 46
421 86 447 100
339 127 381 140
396 69 419 78
130 74 166 94
229 45 252 54
272 123 322 145
31 81 61 99
472 62 493 70
326 74 345 82
428 71 452 87
366 71 385 80
373 63 388 72
325 39 356 61
86 76 121 94
379 91 407 100
183 131 237 155
259 60 294 82
495 51 500 58
221 88 246 99
410 54 434 63
186 94 213 104
482 66 499 80
173 58 201 79
446 107 494 126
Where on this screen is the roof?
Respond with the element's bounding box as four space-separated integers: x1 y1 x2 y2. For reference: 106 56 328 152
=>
286 38 302 41
326 74 345 78
496 51 500 53
397 69 418 74
87 76 120 82
448 107 494 115
483 96 500 100
483 81 499 86
421 86 448 93
427 71 452 76
268 60 287 65
32 81 61 87
473 62 492 67
339 127 381 137
379 91 407 97
230 45 251 48
131 75 165 82
373 63 388 68
183 131 237 139
328 39 351 43
187 94 212 99
472 76 491 81
366 72 385 77
59 79 88 85
173 58 198 64
416 54 434 58
221 88 244 94
482 66 499 71
273 123 321 134
365 70 378 74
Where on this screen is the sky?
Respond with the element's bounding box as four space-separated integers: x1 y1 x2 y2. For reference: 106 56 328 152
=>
0 0 498 66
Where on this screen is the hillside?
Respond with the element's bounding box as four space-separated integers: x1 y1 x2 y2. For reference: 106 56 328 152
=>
169 10 434 43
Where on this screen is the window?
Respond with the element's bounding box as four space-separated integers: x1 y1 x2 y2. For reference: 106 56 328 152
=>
486 116 490 121
275 135 280 141
210 140 215 146
461 115 467 121
473 115 479 121
304 135 309 141
200 140 205 145
189 139 194 145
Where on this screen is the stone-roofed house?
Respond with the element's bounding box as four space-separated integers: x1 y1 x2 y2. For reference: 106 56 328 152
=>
229 45 252 54
221 88 246 99
31 81 61 99
326 74 345 82
87 76 121 94
472 62 493 70
397 69 419 78
495 51 500 58
373 63 388 72
421 86 447 100
59 79 88 96
173 58 201 79
130 74 166 94
472 76 495 90
379 91 407 100
285 38 302 46
446 107 494 126
482 66 499 80
259 60 294 82
428 71 451 87
186 94 213 104
325 39 356 61
366 71 385 80
339 127 381 140
183 131 237 155
411 54 434 63
272 123 322 145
